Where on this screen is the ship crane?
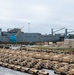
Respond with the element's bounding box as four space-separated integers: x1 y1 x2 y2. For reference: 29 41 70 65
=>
51 27 65 36
68 31 74 34
16 26 24 36
65 29 74 38
10 26 24 43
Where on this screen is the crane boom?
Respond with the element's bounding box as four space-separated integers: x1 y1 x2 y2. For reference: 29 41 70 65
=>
53 27 65 33
16 26 24 36
68 31 74 34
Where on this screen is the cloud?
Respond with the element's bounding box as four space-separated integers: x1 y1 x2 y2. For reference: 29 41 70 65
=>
0 0 74 34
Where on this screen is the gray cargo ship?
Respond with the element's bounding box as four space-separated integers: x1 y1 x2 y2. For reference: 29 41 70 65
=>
0 28 64 44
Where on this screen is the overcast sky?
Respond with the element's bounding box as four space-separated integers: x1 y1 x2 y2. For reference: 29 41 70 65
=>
0 0 74 34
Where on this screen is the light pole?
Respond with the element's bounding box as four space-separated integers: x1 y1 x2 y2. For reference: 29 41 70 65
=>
28 22 30 50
